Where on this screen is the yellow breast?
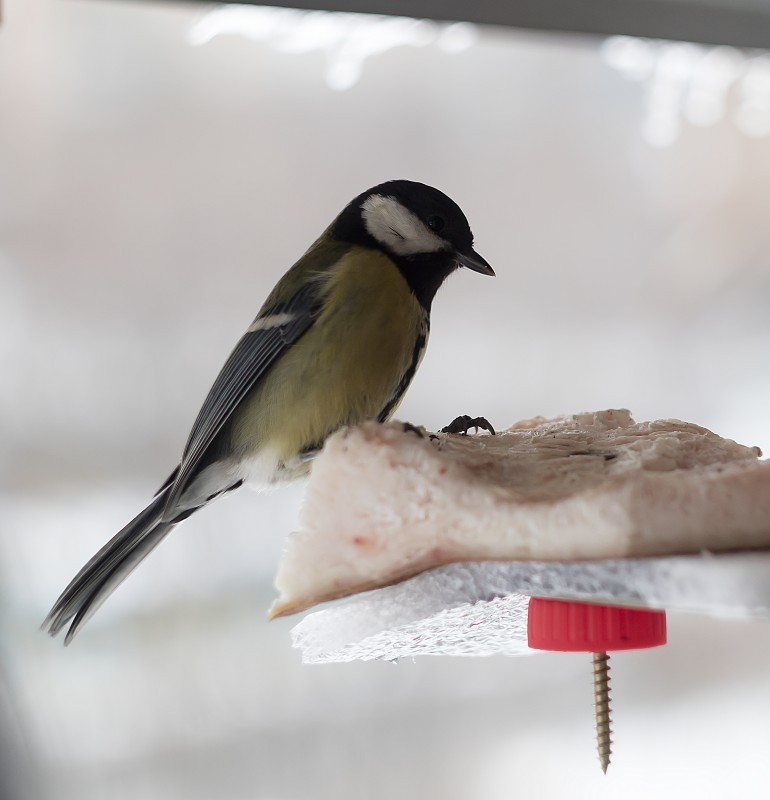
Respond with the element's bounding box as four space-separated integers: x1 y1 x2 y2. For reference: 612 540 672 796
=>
233 249 428 464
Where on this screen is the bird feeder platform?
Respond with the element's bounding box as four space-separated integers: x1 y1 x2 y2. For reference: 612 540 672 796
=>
272 409 770 771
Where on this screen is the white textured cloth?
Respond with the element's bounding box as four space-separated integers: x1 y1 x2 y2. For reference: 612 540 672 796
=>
291 552 770 663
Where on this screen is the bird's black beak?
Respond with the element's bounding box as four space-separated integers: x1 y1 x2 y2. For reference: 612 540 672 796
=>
456 248 495 276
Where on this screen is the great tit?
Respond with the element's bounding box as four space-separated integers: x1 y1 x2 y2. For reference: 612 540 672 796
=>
43 179 494 643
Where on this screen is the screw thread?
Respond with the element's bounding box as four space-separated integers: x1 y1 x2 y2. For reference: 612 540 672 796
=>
592 651 613 773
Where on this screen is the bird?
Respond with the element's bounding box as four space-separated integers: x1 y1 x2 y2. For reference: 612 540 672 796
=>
43 179 494 644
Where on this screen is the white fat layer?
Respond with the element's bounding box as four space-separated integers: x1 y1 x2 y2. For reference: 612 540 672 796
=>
248 312 296 333
361 195 449 257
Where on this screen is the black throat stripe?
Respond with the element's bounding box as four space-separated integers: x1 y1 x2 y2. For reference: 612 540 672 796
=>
377 323 429 423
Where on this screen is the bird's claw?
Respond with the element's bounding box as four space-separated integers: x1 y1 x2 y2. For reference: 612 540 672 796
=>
402 422 426 438
440 415 496 436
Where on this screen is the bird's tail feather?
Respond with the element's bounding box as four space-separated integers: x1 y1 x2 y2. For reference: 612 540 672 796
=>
42 489 176 644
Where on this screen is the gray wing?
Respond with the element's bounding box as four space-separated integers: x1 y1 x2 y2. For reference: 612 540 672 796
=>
162 280 322 513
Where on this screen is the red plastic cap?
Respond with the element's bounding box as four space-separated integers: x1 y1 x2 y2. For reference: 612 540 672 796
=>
527 597 667 652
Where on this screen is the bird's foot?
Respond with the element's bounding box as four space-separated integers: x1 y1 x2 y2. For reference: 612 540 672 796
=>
440 415 496 436
402 422 426 438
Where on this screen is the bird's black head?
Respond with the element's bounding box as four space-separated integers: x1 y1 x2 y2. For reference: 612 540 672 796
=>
333 180 494 310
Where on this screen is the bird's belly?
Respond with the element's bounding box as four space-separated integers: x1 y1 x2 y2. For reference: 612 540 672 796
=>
239 445 310 488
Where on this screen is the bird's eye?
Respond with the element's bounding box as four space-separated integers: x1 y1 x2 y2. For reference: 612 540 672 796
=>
427 215 445 232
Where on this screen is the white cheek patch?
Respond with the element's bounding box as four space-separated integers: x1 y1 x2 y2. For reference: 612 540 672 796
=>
361 194 449 257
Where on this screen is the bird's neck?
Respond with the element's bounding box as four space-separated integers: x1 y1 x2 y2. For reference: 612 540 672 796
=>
393 254 456 312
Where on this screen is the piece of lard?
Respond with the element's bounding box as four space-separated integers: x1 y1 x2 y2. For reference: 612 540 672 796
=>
272 410 770 617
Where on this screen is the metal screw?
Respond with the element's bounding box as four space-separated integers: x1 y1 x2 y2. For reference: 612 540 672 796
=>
592 651 613 773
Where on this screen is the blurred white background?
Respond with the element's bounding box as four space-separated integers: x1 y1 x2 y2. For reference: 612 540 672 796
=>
2 1 770 798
